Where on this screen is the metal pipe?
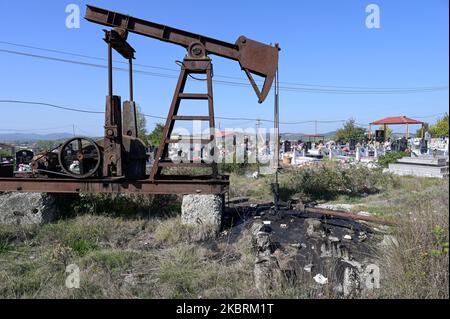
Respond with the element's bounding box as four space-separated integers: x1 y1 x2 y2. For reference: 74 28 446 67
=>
304 207 397 226
129 58 138 137
273 68 280 212
129 58 134 102
108 41 113 97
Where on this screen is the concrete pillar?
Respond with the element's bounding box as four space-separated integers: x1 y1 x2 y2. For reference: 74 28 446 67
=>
356 147 360 162
181 194 223 232
0 192 59 225
329 148 333 160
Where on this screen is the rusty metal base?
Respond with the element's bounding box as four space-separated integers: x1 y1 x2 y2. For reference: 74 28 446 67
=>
0 175 229 195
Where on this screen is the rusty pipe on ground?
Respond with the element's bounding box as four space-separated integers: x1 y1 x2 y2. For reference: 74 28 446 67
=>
304 207 397 226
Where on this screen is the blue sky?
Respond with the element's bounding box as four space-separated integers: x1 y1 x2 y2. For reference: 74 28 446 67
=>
0 0 448 136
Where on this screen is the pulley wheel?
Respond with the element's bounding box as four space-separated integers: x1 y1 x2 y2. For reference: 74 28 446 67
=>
58 137 101 179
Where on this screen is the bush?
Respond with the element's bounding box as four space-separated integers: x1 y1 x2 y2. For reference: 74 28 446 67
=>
377 151 407 168
219 162 260 175
278 162 391 201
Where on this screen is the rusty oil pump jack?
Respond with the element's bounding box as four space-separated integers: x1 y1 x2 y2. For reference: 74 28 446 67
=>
0 5 279 196
85 5 279 183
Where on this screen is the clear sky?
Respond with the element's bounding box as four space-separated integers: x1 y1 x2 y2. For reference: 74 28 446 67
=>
0 0 448 136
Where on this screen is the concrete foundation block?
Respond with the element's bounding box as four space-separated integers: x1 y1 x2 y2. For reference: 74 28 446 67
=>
181 194 223 231
0 192 59 225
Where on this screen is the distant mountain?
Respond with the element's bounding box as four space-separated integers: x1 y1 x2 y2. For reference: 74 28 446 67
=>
0 132 74 142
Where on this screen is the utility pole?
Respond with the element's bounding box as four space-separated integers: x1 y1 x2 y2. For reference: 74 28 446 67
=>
255 119 260 174
273 68 280 213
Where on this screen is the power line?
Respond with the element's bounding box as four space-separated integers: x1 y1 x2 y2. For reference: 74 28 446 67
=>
0 46 448 94
0 99 104 114
0 49 177 79
2 40 448 92
1 100 446 125
0 99 345 124
0 40 180 73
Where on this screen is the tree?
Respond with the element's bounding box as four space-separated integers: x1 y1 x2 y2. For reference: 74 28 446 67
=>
35 140 63 152
136 105 148 141
0 149 12 157
334 119 366 143
378 125 393 139
147 123 164 147
416 122 429 138
429 113 449 137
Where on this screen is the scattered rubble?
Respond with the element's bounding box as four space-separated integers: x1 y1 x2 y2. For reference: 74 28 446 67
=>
305 218 324 237
303 264 313 273
223 202 384 298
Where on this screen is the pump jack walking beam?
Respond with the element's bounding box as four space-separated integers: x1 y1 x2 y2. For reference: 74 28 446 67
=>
85 5 279 103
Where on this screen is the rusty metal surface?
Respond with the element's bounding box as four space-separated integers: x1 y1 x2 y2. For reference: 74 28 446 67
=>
103 28 135 60
149 57 218 181
304 207 397 226
122 101 137 137
58 137 101 179
103 95 124 177
0 176 228 195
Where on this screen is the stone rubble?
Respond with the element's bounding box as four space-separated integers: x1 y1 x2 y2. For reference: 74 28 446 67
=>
245 209 383 298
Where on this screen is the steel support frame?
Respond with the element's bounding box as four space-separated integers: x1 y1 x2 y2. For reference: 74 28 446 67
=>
0 176 229 195
149 57 218 181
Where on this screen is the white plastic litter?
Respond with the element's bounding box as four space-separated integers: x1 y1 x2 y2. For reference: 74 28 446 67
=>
313 274 328 285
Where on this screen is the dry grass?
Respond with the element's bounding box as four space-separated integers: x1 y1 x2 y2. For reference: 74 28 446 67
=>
375 179 449 298
0 169 448 299
324 175 449 298
0 212 259 299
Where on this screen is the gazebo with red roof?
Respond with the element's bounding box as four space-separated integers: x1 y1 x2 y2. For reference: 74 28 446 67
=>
369 116 424 141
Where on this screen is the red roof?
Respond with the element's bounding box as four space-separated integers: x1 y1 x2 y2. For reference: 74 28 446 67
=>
370 116 423 125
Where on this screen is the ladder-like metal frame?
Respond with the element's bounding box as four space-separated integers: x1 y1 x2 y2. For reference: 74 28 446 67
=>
149 57 218 181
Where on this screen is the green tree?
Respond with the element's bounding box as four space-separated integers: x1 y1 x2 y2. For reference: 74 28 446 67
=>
378 125 393 139
416 122 429 138
35 140 63 152
0 149 12 157
334 119 366 143
136 105 148 141
147 123 164 147
429 113 449 137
